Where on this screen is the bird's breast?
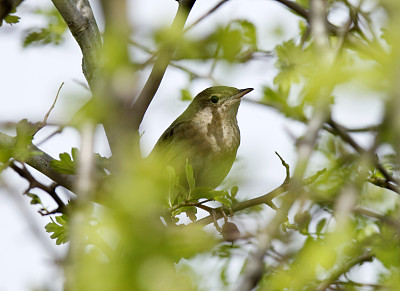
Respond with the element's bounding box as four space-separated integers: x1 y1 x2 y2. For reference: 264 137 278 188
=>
191 107 240 153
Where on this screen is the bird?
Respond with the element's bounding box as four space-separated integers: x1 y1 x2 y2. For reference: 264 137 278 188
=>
151 86 253 193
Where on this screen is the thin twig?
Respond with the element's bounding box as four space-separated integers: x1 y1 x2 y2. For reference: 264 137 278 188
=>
130 0 197 131
274 0 308 18
275 151 290 184
354 207 400 230
43 82 64 125
184 0 230 32
1 177 60 259
35 127 64 147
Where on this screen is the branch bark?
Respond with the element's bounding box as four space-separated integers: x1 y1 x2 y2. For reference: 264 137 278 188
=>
316 250 374 291
130 0 197 131
0 132 76 191
194 168 325 226
51 0 101 91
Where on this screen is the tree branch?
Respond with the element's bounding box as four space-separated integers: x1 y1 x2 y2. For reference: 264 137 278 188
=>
130 0 197 131
10 162 66 213
184 0 230 32
274 0 308 19
316 250 374 291
0 132 76 191
194 168 325 226
51 0 102 90
310 0 329 51
327 119 400 194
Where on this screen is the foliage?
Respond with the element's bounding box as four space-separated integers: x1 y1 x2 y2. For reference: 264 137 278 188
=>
1 8 20 26
2 0 400 290
45 214 69 245
23 7 67 47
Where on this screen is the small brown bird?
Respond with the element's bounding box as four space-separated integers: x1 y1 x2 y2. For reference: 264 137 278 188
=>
152 86 253 190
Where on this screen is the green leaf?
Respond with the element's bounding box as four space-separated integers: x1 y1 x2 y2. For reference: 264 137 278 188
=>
16 119 38 144
295 0 308 9
190 186 215 200
190 187 228 201
274 40 313 93
185 206 197 222
230 186 239 198
180 89 193 101
0 8 20 26
14 119 42 161
261 86 306 122
22 7 67 47
316 218 327 234
26 193 42 205
294 211 311 235
235 20 257 49
215 196 232 207
50 148 79 174
185 159 195 191
4 14 20 25
45 214 69 245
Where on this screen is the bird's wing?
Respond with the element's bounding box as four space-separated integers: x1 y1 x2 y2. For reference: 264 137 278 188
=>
151 120 193 164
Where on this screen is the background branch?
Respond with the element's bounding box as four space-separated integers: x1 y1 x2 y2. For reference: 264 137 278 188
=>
130 0 197 131
316 250 374 291
327 119 400 194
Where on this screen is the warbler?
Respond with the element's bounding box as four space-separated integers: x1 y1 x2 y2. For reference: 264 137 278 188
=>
152 86 253 190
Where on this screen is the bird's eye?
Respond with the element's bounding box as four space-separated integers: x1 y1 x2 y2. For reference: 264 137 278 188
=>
210 95 219 103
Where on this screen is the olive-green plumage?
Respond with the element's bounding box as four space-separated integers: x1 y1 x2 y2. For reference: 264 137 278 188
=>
152 86 253 189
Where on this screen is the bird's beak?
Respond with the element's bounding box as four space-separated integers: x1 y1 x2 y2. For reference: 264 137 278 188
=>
232 88 254 101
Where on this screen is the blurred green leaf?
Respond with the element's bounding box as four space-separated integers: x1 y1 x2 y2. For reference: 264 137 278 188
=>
316 218 327 234
185 159 195 192
215 196 232 207
23 7 67 47
180 89 193 101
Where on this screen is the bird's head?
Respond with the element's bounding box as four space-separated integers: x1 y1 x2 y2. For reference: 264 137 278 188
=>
187 86 253 118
